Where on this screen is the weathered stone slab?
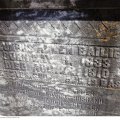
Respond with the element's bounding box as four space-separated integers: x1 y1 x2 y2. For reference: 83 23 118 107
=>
0 21 120 116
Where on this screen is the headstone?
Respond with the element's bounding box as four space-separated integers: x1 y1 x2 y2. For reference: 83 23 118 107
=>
0 0 120 116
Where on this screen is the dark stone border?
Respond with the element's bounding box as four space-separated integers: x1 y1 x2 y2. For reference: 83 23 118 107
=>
0 9 119 21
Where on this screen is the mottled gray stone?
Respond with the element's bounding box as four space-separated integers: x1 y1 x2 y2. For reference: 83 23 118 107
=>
0 0 74 8
0 21 120 116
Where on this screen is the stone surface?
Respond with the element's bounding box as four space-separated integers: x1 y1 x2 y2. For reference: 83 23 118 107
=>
0 0 120 9
0 0 73 9
0 21 120 116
